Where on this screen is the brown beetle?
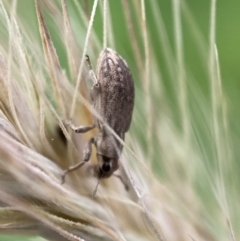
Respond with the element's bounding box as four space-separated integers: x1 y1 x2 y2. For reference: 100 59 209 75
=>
61 48 134 195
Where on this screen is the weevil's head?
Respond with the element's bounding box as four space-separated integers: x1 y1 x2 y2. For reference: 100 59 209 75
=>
91 154 118 197
94 155 119 179
94 134 121 179
91 136 128 197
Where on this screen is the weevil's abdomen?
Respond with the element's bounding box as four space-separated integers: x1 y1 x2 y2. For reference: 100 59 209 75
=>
95 48 134 135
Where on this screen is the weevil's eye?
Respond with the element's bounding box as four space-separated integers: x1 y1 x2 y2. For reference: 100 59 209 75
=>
102 162 111 173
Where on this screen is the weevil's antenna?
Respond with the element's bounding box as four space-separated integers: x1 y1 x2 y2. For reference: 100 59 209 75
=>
113 174 129 191
92 177 101 197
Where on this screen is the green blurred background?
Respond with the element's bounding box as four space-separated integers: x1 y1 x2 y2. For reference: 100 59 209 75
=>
10 0 240 128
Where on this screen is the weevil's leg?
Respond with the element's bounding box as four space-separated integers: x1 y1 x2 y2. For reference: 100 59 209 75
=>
70 123 95 134
85 55 98 85
85 55 93 69
64 120 95 134
61 137 95 184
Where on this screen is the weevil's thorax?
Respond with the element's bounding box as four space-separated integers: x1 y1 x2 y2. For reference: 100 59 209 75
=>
95 133 123 160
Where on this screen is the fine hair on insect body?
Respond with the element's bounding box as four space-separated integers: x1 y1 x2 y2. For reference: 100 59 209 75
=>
61 48 134 196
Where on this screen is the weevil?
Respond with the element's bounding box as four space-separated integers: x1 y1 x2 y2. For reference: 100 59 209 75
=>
61 48 134 195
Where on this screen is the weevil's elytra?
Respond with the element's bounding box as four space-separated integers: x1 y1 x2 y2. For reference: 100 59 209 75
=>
95 48 134 136
61 48 134 196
